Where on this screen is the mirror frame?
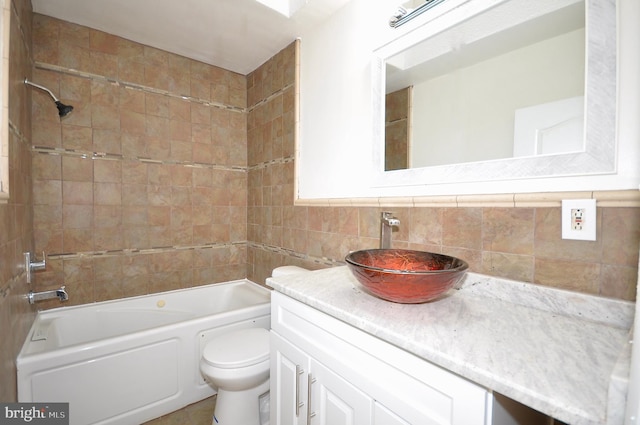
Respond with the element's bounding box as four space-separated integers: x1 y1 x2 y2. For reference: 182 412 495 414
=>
371 0 616 190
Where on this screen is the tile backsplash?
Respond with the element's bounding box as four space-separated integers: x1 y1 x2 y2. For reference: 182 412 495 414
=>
246 46 639 301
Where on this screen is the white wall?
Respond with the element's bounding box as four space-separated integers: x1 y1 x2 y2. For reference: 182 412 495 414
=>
297 0 397 199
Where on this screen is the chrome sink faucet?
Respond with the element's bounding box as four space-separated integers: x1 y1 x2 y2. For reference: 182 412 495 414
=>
380 212 400 249
27 286 69 304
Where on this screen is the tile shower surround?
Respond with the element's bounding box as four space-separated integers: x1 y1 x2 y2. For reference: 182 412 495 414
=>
29 13 251 308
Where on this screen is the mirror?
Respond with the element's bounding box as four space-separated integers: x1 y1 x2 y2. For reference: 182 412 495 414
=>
373 0 616 186
386 0 585 170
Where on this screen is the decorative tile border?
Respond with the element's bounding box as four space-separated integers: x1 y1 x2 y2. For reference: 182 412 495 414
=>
34 62 295 116
43 241 338 271
35 62 246 114
46 241 248 261
247 242 341 268
295 190 640 208
32 145 295 174
32 145 250 173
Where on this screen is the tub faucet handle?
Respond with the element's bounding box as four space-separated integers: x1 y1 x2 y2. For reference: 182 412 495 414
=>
24 252 47 284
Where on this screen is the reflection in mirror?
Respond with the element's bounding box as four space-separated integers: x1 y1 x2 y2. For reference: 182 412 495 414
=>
389 0 448 28
384 0 585 170
385 88 410 171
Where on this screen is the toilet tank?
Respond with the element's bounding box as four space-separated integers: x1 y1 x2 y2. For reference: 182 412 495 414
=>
271 266 309 278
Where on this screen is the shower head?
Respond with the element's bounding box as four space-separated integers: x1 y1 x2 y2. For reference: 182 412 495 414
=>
55 101 74 118
24 78 74 118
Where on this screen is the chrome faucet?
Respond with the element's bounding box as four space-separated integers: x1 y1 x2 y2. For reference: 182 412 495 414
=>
27 286 69 304
380 212 400 249
24 252 47 284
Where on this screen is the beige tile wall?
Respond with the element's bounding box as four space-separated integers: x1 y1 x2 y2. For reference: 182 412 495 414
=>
246 43 640 301
0 0 36 402
385 87 409 171
30 14 249 308
27 14 640 312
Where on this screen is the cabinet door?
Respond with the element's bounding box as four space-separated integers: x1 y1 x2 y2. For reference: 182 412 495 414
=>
309 358 372 425
271 331 310 425
373 402 411 425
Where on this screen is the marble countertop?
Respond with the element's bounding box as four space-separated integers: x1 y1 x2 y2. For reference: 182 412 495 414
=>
267 266 635 425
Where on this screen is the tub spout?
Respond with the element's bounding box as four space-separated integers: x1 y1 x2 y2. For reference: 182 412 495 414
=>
27 286 68 304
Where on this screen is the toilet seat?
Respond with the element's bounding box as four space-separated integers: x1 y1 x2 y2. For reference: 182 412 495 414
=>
202 328 270 369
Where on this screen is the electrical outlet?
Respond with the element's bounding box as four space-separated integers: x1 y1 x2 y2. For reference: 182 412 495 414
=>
571 208 584 230
562 199 596 241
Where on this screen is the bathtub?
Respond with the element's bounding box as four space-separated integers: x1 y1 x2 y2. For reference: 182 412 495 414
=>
17 279 271 425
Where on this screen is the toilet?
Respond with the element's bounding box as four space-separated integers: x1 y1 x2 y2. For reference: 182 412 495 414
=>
271 265 310 278
200 327 270 425
200 266 309 425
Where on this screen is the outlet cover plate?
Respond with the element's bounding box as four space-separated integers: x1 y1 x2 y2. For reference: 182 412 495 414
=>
562 199 596 241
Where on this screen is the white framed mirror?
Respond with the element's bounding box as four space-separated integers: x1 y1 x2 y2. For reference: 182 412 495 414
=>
295 0 638 201
371 0 616 190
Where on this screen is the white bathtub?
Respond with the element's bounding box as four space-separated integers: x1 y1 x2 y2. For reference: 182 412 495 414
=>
17 279 271 425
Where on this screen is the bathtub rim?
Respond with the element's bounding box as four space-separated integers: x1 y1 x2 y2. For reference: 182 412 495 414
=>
18 279 271 360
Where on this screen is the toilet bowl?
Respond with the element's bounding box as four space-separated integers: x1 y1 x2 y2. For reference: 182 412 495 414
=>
200 327 270 425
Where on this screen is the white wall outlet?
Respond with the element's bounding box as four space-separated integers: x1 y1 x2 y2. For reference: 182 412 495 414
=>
562 199 596 241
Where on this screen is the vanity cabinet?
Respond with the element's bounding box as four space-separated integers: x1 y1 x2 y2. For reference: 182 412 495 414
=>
270 292 491 425
272 332 373 425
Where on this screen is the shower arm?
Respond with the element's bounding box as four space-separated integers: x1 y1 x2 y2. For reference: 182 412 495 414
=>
24 78 60 102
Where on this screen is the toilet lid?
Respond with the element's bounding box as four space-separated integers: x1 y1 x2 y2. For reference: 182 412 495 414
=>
202 328 270 369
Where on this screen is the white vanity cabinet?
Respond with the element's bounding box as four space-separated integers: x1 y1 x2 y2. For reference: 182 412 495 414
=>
272 332 373 425
270 292 491 425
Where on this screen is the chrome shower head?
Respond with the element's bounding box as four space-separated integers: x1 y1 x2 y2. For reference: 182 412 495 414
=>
24 78 74 119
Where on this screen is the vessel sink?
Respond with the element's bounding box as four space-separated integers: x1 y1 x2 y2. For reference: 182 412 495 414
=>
345 249 468 303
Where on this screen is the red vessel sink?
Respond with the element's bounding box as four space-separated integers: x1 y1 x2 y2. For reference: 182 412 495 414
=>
345 249 469 304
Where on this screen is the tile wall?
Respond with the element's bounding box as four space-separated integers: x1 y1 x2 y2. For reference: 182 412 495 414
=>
0 0 35 402
385 87 409 171
30 14 249 308
23 13 640 306
245 45 640 301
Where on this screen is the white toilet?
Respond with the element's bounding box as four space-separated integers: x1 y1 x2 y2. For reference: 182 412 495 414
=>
200 266 309 425
200 327 271 425
270 265 310 277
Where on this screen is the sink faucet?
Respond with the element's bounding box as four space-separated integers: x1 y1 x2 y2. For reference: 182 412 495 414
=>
27 286 69 304
380 212 400 249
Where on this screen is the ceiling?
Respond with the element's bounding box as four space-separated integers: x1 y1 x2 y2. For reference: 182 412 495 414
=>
31 0 352 75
